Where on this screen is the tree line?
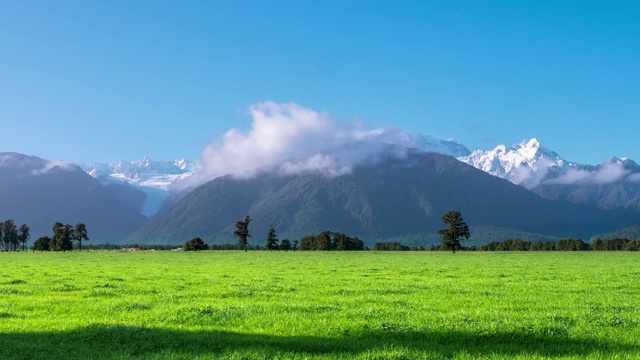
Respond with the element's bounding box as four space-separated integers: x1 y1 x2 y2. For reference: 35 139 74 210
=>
227 215 364 252
31 223 89 252
1 219 30 252
472 237 640 251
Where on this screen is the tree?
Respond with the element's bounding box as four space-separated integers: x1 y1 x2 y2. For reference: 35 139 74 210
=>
266 227 279 251
438 211 470 254
51 222 73 252
299 235 314 251
280 239 291 252
293 240 298 252
17 224 30 251
2 220 18 252
314 231 332 251
32 236 51 252
184 237 208 251
233 215 252 252
72 223 89 251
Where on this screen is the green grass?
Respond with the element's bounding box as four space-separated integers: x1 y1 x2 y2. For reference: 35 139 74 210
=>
1 251 639 359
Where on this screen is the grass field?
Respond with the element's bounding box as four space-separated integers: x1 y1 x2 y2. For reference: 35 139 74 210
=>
1 251 639 359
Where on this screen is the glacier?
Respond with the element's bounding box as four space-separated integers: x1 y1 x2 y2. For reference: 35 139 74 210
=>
84 157 196 217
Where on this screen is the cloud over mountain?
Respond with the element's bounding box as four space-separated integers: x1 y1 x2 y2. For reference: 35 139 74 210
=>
545 160 628 185
180 102 435 188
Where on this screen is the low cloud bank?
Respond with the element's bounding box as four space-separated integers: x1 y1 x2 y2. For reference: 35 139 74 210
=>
511 157 556 189
544 161 628 186
31 160 79 176
178 102 418 189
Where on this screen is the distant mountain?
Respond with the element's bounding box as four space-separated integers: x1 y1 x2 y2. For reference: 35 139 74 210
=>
129 149 630 245
525 154 640 211
458 138 578 188
0 152 148 243
459 139 640 211
82 135 468 218
84 157 196 217
590 225 640 241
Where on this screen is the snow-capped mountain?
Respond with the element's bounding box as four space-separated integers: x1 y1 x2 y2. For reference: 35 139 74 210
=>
84 157 197 217
86 157 196 189
457 138 640 190
457 138 640 211
457 138 579 188
80 136 640 217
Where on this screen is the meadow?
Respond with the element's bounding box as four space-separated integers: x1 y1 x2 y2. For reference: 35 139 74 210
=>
0 251 638 359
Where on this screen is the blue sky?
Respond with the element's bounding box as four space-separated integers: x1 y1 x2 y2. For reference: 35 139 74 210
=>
1 0 638 165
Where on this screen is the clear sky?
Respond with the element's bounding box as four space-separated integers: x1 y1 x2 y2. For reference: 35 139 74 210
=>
1 0 638 165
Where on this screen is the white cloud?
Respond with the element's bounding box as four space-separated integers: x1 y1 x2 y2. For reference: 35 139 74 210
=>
511 157 555 189
31 160 79 175
177 101 414 189
627 173 640 183
545 161 627 186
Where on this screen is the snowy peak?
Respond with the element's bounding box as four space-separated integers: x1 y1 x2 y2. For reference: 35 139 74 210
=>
84 157 197 218
85 157 197 189
609 156 640 170
458 138 570 188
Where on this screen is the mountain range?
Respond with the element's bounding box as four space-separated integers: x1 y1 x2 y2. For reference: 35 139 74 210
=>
127 149 639 245
2 135 640 245
459 139 640 210
0 153 147 243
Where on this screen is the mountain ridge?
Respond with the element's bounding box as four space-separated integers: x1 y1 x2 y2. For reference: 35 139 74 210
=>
0 152 148 242
128 150 615 245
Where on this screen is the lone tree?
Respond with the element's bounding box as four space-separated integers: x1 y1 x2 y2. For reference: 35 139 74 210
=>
266 227 279 251
438 211 470 254
72 223 89 251
233 215 252 252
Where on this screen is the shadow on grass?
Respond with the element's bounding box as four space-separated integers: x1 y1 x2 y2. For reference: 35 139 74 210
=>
0 324 636 359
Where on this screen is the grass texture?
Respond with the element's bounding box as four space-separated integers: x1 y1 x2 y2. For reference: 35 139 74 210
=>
0 251 639 359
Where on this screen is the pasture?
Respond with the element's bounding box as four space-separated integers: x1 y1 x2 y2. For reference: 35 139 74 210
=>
0 251 638 359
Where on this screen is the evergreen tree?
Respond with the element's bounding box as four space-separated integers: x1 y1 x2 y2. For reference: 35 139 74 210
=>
438 211 470 254
72 223 89 251
292 240 298 252
266 227 279 251
233 215 252 252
